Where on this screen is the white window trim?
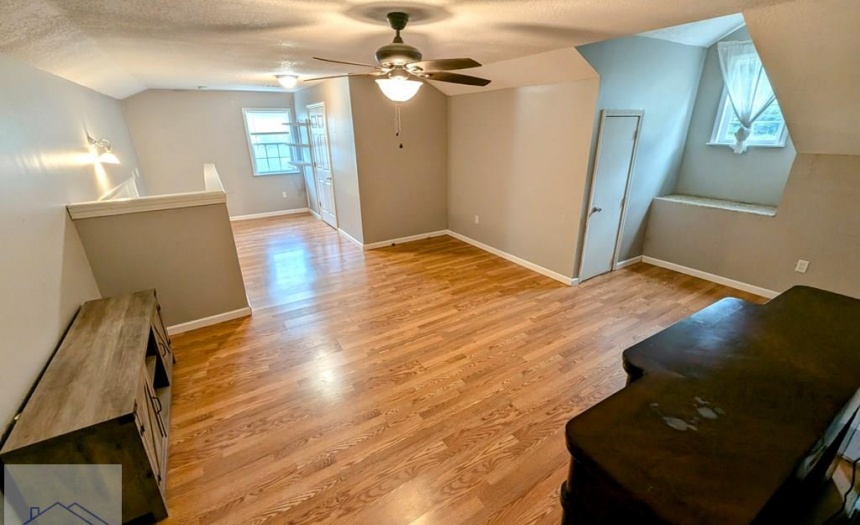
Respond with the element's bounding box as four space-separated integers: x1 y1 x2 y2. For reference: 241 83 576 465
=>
707 88 788 149
242 108 300 176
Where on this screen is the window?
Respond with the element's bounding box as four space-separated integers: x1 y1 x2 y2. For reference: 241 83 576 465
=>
242 109 299 176
709 88 788 148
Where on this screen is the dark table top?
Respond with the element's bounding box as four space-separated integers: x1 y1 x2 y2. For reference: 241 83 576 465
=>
565 286 860 525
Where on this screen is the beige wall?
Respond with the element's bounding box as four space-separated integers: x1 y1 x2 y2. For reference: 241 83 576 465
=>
448 81 600 279
73 204 249 326
0 54 142 436
348 77 448 244
744 0 860 156
645 154 860 298
122 90 307 217
294 78 364 242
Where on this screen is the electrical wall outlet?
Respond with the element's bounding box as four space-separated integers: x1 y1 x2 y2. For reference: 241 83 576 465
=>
795 259 809 273
474 215 480 224
282 191 288 199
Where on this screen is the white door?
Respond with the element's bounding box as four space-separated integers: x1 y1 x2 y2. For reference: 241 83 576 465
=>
579 112 641 282
308 103 337 228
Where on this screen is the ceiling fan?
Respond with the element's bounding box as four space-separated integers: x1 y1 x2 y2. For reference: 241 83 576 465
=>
304 12 491 101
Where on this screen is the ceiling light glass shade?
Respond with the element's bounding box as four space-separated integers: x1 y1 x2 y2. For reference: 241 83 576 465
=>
375 77 422 102
276 75 299 89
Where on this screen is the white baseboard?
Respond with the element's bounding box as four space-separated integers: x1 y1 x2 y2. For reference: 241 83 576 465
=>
230 208 309 221
641 256 779 299
446 230 575 286
364 230 449 250
338 228 364 248
614 256 643 270
309 209 321 220
167 307 252 335
318 225 577 286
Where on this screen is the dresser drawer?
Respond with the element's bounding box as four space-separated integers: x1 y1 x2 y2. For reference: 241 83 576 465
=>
135 373 168 487
151 319 174 383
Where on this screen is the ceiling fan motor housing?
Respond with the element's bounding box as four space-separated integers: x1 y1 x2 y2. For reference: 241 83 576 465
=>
376 12 422 67
375 43 423 67
307 10 490 87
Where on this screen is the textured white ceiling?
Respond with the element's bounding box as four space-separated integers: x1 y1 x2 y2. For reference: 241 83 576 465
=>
639 13 746 48
0 0 797 99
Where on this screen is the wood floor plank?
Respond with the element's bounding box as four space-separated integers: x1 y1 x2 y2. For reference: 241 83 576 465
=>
160 214 765 524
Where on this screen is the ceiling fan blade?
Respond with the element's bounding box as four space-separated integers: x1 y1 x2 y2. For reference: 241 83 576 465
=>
408 58 482 72
423 72 491 87
303 72 380 82
313 57 380 69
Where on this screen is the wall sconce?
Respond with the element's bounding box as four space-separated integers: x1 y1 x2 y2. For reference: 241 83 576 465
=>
275 75 299 89
87 136 120 165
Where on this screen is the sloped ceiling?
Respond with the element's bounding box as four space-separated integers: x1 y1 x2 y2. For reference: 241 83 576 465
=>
639 14 745 48
431 48 597 96
745 0 860 155
0 0 796 99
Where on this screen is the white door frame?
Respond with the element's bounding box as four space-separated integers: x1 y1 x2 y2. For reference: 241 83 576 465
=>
306 102 338 228
579 110 643 279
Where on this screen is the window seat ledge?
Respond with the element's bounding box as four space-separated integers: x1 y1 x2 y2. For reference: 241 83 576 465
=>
655 195 777 217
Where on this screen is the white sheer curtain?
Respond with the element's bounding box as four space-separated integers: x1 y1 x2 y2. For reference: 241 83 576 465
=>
717 41 776 154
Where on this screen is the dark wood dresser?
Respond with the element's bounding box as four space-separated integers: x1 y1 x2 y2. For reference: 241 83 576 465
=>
560 286 860 525
1 290 175 523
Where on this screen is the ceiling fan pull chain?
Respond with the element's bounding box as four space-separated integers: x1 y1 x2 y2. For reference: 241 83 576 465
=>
395 105 404 149
394 104 400 137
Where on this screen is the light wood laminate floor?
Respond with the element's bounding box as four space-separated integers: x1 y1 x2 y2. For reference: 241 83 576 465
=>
163 214 763 525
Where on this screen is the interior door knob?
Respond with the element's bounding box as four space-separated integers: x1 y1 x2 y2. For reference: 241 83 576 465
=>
591 206 603 215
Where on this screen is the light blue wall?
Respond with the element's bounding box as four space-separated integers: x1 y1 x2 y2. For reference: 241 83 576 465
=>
577 36 706 263
675 27 796 206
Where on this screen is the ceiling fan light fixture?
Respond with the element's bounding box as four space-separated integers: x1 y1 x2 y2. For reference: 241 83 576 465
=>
310 11 489 95
275 74 299 89
375 77 422 102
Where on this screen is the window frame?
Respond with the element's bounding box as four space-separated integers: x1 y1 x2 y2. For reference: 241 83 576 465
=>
241 108 300 177
708 88 788 149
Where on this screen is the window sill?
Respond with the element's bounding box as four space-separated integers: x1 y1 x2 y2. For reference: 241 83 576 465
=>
253 170 301 177
705 142 786 149
655 195 777 217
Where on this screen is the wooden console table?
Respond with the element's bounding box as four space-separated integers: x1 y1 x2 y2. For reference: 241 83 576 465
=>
1 290 175 523
560 286 860 524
